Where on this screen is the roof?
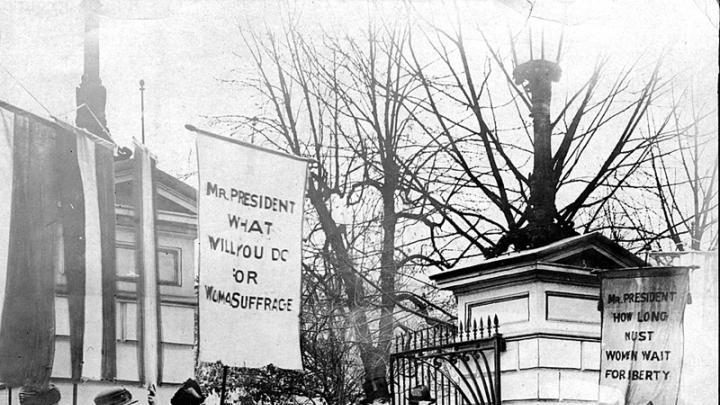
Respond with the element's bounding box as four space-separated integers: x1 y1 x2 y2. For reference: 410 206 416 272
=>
114 157 197 215
429 232 646 282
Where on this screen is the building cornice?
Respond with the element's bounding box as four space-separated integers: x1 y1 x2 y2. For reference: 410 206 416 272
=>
438 262 600 294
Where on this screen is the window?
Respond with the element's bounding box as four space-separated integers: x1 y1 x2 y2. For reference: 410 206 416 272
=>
158 248 181 285
116 300 138 341
116 244 137 279
116 243 182 286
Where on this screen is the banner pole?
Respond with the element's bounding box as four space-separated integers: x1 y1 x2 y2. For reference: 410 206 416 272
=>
219 365 229 405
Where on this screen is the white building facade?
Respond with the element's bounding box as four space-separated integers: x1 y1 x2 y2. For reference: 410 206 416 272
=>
45 159 197 405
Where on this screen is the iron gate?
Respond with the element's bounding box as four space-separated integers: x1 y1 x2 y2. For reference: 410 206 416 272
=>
389 316 505 405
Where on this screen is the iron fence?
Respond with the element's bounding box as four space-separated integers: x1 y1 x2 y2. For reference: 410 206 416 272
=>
389 316 505 405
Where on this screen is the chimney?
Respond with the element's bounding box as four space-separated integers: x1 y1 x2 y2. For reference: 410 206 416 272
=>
76 0 110 140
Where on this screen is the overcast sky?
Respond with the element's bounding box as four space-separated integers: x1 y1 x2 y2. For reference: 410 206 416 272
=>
1 0 717 179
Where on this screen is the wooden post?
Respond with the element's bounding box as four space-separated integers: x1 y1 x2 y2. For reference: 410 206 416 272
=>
219 365 229 405
72 383 78 405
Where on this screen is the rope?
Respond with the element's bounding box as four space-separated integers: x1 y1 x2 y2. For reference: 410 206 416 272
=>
1 63 116 148
0 62 53 116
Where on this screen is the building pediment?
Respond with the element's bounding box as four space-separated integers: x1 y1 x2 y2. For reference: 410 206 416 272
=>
114 158 197 216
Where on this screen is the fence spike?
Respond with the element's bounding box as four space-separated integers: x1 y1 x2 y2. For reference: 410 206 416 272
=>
388 320 506 404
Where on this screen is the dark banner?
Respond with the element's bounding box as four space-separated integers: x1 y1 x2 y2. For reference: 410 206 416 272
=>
599 267 690 405
0 102 117 387
0 106 57 389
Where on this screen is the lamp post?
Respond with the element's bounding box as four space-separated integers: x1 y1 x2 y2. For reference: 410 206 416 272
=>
512 22 569 247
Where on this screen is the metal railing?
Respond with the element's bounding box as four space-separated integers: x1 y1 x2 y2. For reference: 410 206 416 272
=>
390 316 505 405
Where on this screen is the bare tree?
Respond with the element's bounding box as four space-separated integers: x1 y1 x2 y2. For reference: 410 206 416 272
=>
635 88 717 252
403 17 687 259
204 6 717 402
208 17 454 402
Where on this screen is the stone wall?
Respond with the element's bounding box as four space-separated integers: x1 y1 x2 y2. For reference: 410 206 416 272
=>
455 267 603 404
500 337 599 403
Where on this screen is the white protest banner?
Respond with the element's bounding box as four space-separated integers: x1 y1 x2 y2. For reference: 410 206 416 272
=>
195 128 307 369
598 267 691 405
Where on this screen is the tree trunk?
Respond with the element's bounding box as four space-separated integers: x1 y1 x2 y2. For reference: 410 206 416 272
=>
307 180 386 401
373 162 399 401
